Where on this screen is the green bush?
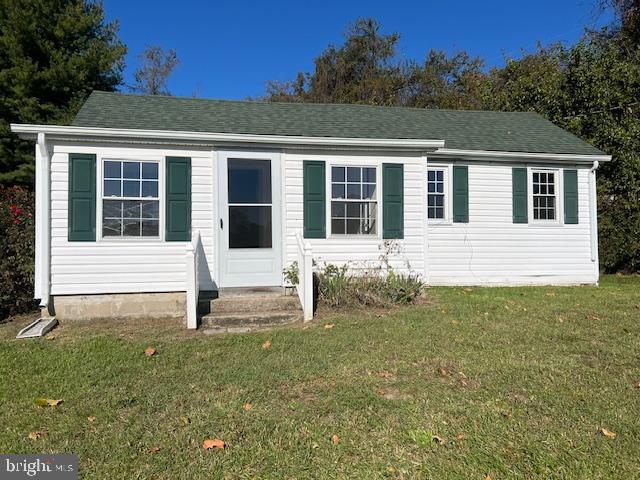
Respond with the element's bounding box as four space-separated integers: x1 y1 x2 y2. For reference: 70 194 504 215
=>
0 186 37 320
316 263 424 309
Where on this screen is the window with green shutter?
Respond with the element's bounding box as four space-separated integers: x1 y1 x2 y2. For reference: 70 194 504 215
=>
303 161 326 238
563 169 579 224
68 153 96 241
452 165 469 223
512 167 528 223
382 163 404 239
165 157 191 241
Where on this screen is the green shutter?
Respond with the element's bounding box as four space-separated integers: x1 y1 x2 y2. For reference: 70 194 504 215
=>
382 163 404 239
165 157 191 241
512 167 528 224
303 160 326 238
68 153 96 241
452 165 469 223
564 169 579 224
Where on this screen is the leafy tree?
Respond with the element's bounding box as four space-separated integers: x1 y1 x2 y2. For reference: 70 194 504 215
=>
132 45 179 96
265 18 405 105
0 0 126 186
598 0 640 48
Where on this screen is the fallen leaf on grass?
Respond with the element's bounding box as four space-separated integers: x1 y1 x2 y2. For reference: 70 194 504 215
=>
180 416 191 424
331 434 340 445
377 370 393 379
28 431 43 440
455 433 465 441
485 475 493 480
463 288 473 293
451 320 459 326
324 323 335 329
633 381 640 389
34 398 62 407
262 340 272 350
600 428 617 439
144 347 156 357
546 292 556 297
148 446 161 454
243 403 253 411
87 416 96 423
203 438 225 450
45 335 56 341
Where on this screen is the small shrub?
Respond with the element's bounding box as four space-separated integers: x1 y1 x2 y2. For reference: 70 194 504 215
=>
316 263 424 308
283 261 299 285
0 186 37 320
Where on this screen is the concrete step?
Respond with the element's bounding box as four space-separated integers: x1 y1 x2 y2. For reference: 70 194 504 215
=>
206 294 301 314
200 310 302 328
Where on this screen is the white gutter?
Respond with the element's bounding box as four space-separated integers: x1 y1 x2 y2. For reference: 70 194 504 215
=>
36 133 51 310
431 148 612 163
589 161 600 265
11 124 445 150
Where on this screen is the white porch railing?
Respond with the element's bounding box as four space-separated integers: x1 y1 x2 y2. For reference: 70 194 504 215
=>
295 231 314 322
185 230 201 329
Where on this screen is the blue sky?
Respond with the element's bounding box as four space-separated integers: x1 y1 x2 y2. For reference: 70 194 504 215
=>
104 0 614 100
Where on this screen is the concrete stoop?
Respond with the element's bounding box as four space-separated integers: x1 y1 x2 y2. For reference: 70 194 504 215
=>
199 288 303 333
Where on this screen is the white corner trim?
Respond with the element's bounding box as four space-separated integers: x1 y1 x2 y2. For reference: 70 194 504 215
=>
589 161 600 264
10 124 445 151
431 148 612 163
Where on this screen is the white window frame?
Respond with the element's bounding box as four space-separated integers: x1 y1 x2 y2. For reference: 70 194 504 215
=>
426 164 453 224
96 155 165 242
326 162 382 238
528 167 563 225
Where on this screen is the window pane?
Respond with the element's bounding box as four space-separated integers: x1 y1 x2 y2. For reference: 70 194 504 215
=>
347 184 360 199
142 180 158 197
363 168 376 183
228 159 271 204
103 200 122 218
123 162 140 179
103 218 121 236
104 161 121 178
436 171 443 181
123 180 140 197
331 202 345 217
435 195 444 207
548 209 555 220
428 195 435 207
347 167 361 182
123 219 141 236
229 205 272 248
122 201 141 219
533 172 539 183
427 170 435 182
104 180 121 197
142 220 159 237
331 219 345 234
346 202 360 218
332 184 345 199
332 167 345 182
346 219 360 234
142 201 159 219
142 163 158 179
428 183 435 193
436 182 444 193
363 184 376 199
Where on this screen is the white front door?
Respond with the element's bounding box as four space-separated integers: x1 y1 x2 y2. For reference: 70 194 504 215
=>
218 150 282 287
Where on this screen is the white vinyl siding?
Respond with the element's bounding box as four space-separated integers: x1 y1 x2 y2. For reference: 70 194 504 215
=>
49 144 215 295
427 162 596 285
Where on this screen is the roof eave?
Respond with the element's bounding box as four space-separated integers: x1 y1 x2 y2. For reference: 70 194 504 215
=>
431 148 612 163
10 124 445 151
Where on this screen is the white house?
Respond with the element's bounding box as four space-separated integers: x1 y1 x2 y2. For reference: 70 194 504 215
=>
11 91 611 328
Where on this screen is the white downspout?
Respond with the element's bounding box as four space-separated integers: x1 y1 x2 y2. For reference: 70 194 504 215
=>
589 161 600 281
36 133 51 310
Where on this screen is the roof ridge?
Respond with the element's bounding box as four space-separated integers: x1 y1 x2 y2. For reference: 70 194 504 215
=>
90 90 541 116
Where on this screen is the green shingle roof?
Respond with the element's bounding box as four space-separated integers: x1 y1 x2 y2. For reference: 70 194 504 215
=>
72 91 604 156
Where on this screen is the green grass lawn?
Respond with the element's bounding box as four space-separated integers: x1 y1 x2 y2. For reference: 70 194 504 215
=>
1 276 639 479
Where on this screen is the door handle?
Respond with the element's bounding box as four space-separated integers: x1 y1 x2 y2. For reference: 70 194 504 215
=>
220 218 223 230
